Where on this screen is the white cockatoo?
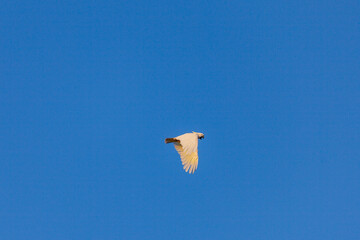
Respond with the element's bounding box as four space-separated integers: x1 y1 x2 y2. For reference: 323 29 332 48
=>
165 131 205 174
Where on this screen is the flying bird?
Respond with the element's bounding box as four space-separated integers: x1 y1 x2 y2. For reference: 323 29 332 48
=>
165 131 205 174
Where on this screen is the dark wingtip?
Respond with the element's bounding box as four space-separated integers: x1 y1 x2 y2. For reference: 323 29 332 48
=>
165 138 180 144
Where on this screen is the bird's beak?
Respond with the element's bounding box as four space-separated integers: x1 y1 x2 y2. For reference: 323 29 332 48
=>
200 136 204 139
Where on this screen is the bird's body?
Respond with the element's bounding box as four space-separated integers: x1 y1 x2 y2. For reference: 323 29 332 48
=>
165 132 204 174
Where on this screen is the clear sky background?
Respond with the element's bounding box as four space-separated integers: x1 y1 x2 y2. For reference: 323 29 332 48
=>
1 1 360 239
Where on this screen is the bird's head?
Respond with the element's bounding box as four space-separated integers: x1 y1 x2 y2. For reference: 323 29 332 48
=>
193 131 205 140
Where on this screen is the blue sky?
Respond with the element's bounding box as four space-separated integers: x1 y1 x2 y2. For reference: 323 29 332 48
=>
1 0 360 239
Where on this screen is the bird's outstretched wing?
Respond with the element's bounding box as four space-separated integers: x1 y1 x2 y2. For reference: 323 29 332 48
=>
173 133 199 174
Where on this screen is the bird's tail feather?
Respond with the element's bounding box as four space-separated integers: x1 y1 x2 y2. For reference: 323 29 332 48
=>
165 138 179 144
